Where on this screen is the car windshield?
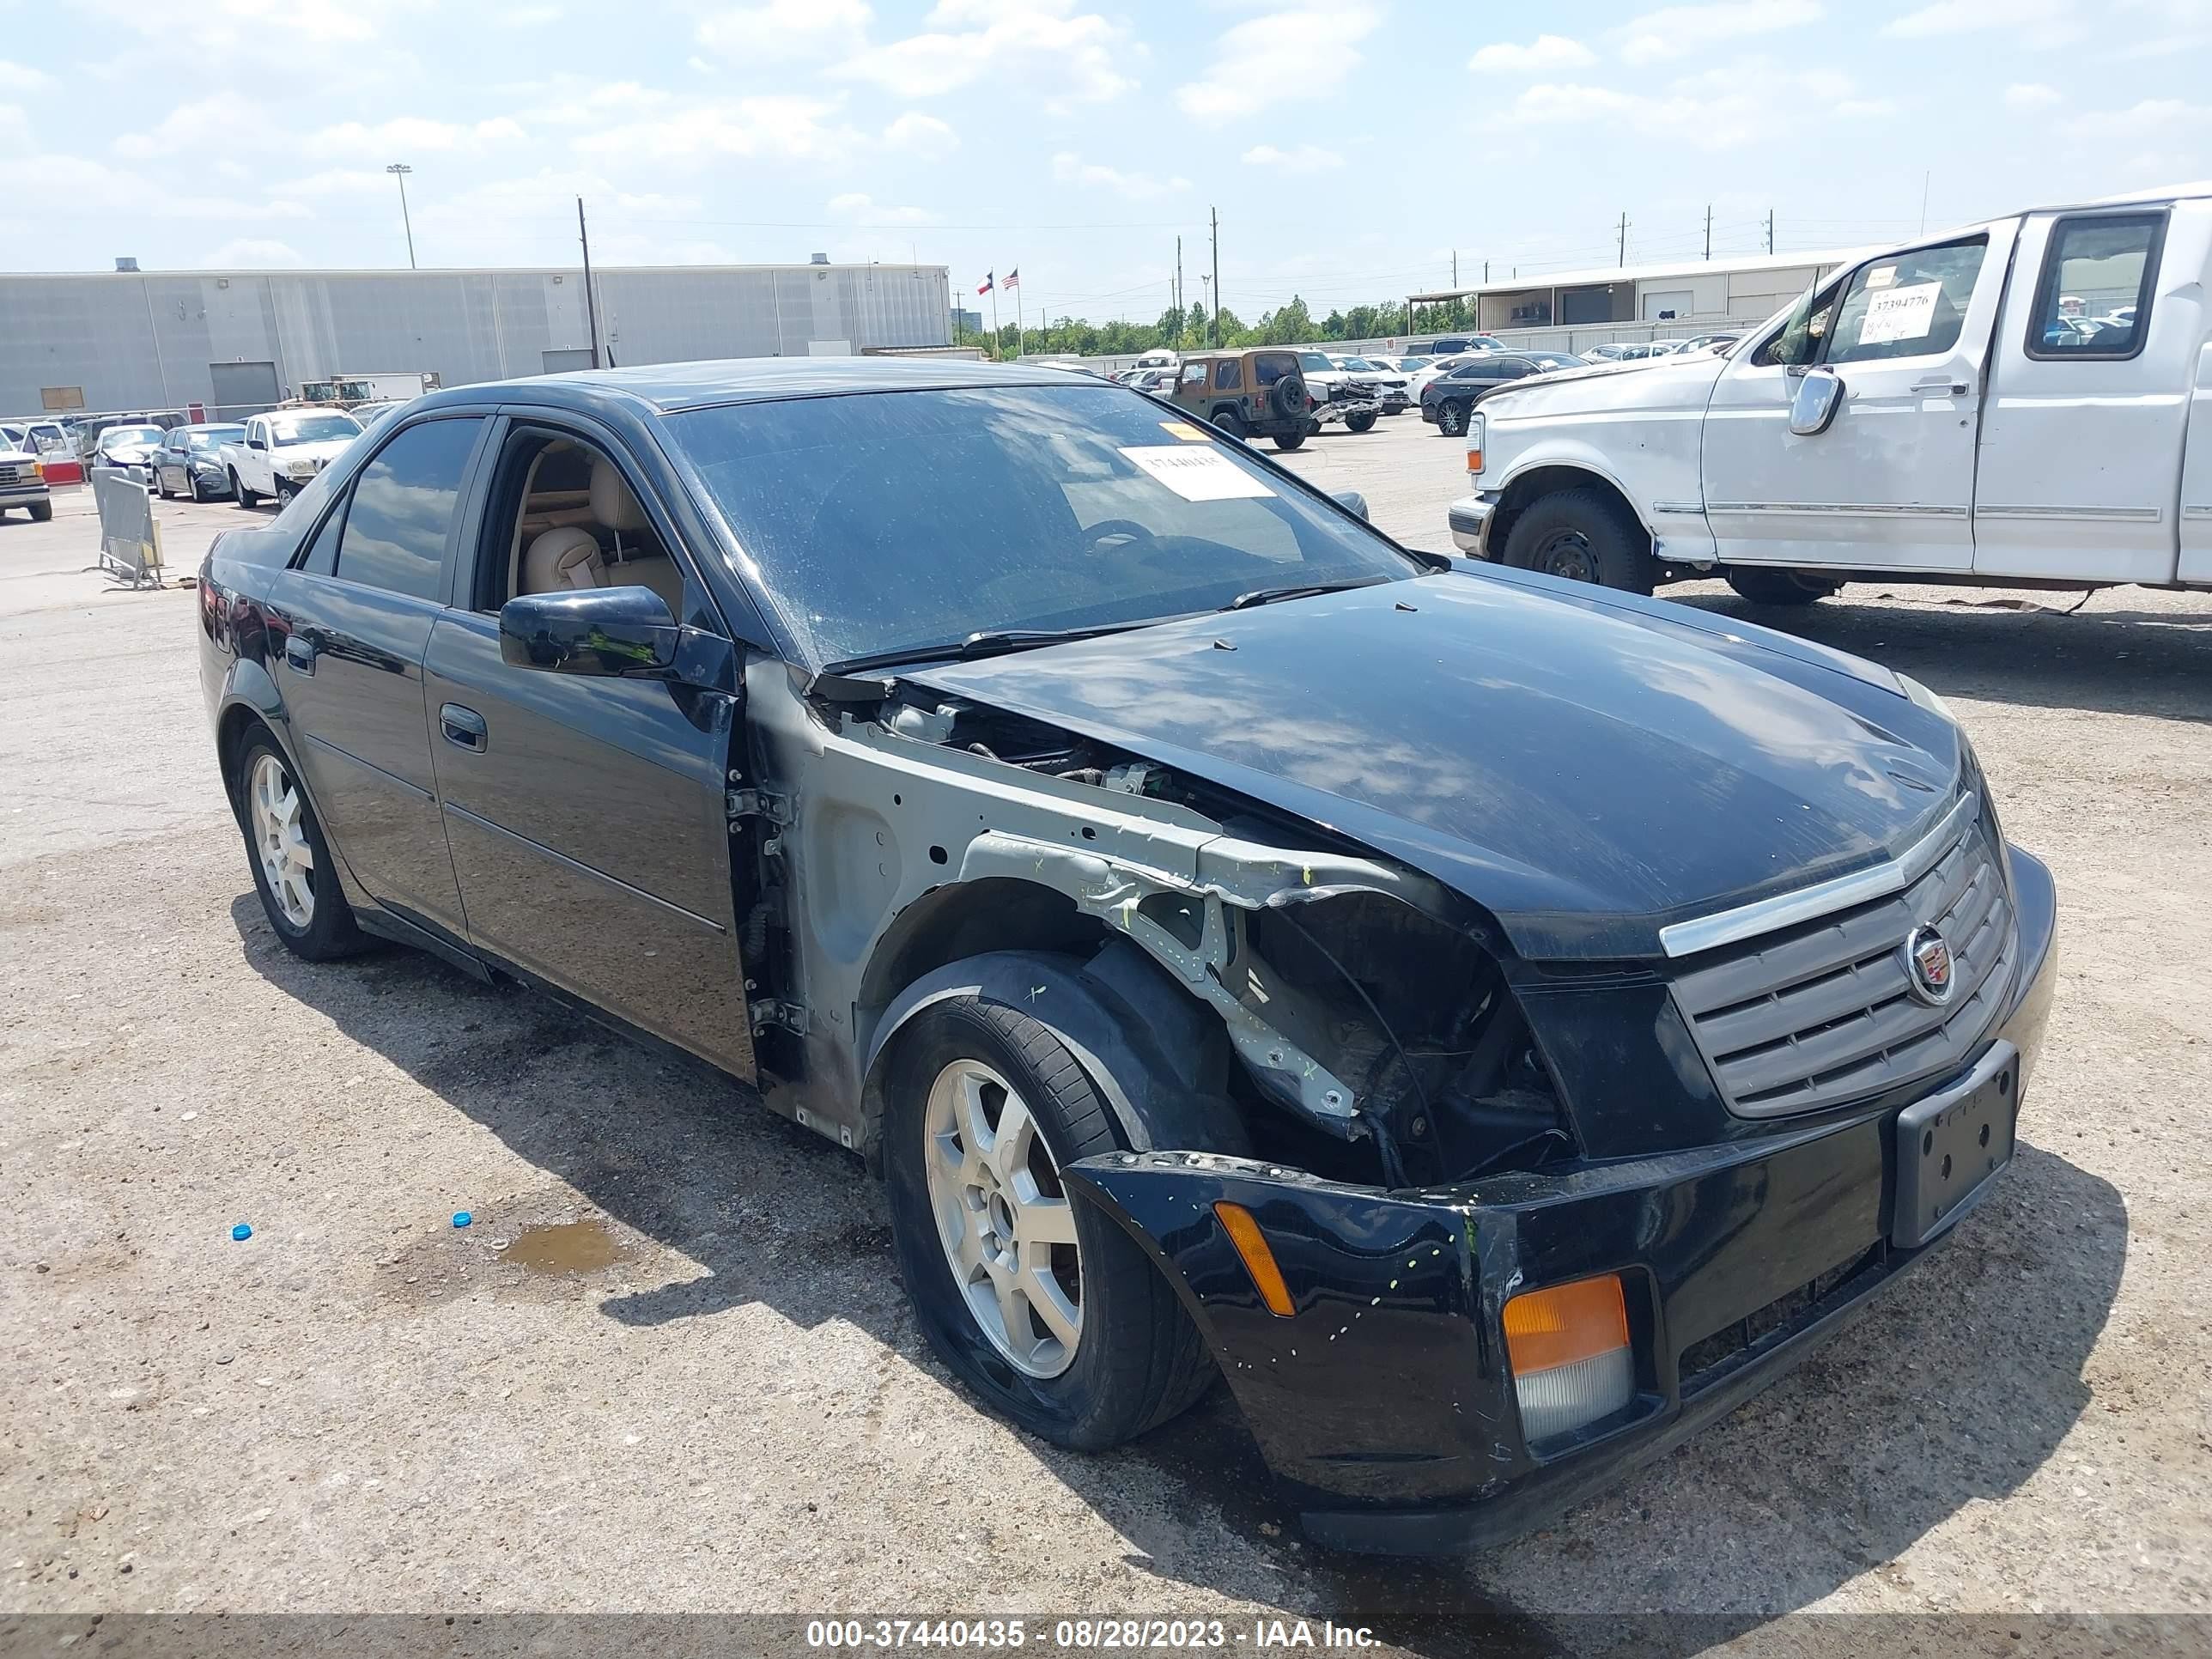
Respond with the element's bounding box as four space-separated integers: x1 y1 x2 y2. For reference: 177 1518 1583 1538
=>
1297 352 1333 371
1528 353 1580 370
672 384 1425 670
270 413 362 446
190 426 243 449
105 426 162 447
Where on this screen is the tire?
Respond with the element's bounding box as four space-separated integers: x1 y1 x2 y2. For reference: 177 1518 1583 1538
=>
232 471 258 509
1725 567 1841 606
189 471 210 503
1501 487 1656 594
1211 410 1246 441
155 468 172 500
28 501 52 523
234 731 366 961
1272 431 1306 452
1437 399 1469 437
1267 374 1308 423
882 988 1219 1450
274 478 297 507
1346 411 1377 434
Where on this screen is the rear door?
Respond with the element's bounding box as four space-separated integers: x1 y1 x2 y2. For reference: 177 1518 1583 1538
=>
1703 223 2019 574
1975 202 2197 584
264 413 490 939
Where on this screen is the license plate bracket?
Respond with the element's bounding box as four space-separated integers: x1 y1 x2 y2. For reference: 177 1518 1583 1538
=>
1893 1042 2018 1249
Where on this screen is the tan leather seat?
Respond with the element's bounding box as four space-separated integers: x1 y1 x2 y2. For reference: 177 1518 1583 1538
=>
520 525 606 593
590 457 684 613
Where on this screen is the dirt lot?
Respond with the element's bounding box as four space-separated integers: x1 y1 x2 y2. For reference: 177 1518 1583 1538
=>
3 422 2209 1653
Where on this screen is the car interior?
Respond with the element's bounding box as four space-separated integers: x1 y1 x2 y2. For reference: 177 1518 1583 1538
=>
489 434 687 615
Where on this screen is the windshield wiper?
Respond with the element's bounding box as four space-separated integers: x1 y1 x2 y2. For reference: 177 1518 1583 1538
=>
822 619 1157 677
1221 578 1385 611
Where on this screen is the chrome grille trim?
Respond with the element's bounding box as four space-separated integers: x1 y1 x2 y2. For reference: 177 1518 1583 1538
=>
1658 791 1978 960
1668 799 2016 1120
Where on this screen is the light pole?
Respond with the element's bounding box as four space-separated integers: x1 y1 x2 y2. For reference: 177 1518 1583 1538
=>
1200 273 1212 346
386 164 416 269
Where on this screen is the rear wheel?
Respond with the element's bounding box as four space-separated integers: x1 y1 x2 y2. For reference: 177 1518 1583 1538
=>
883 989 1218 1450
1346 411 1377 434
1437 399 1469 436
235 732 365 961
1725 567 1842 606
1272 431 1306 452
1501 488 1656 594
1211 410 1246 441
232 471 259 509
154 468 172 500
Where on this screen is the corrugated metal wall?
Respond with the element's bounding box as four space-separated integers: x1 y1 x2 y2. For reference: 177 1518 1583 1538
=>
0 264 952 417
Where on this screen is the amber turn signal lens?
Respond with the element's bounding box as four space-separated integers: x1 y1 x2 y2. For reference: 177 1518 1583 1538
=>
1503 1273 1630 1376
1466 447 1483 474
1214 1200 1295 1318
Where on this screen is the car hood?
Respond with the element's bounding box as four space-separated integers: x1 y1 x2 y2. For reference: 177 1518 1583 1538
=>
269 439 357 462
1480 352 1723 416
909 571 1964 959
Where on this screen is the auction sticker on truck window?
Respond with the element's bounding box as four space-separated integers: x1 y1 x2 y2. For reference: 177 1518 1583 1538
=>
1858 280 1944 346
1119 446 1275 501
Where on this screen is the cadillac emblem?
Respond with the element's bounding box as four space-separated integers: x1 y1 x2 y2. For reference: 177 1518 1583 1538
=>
1905 926 1955 1006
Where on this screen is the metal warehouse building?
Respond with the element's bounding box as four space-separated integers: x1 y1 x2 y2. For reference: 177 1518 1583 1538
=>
0 261 952 420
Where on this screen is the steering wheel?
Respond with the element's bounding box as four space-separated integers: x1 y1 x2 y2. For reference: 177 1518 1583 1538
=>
1081 519 1160 554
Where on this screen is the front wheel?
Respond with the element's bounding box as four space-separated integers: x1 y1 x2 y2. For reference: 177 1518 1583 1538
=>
189 471 210 503
1272 430 1305 451
883 992 1216 1450
273 478 297 506
1437 400 1468 437
1345 411 1377 434
28 501 52 523
235 732 365 960
1725 567 1841 606
1500 488 1656 593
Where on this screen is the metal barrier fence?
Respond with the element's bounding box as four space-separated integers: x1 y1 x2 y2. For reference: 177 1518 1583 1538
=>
94 468 164 587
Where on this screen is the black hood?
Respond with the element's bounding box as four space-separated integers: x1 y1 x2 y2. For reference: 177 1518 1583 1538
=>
910 570 1965 959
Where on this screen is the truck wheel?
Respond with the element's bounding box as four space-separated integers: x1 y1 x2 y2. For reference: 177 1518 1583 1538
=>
1437 400 1469 437
29 501 52 523
882 986 1220 1451
1502 488 1656 594
1346 411 1377 434
232 471 259 509
1725 567 1841 606
1272 430 1306 452
1211 410 1246 441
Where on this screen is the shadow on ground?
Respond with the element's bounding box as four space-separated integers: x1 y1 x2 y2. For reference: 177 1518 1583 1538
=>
228 884 2124 1656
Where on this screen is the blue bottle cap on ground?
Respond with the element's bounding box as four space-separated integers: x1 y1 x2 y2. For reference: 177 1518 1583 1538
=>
230 1224 252 1242
452 1211 472 1228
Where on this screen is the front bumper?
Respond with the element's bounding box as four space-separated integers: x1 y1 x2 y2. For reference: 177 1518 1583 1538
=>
1447 492 1494 556
1310 398 1380 428
1066 845 2058 1554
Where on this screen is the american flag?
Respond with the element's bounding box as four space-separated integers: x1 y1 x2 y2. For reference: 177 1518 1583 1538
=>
1004 268 1020 290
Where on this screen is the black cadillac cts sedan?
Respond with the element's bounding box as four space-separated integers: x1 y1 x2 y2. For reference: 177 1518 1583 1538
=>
198 359 2057 1553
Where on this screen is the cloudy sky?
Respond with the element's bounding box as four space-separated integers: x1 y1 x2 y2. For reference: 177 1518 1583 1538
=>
3 0 2207 322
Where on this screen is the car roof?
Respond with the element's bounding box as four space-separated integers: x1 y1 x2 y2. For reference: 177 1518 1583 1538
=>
415 355 1140 417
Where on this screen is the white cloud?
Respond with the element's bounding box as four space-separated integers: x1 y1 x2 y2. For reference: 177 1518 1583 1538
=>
1616 1 1823 63
1497 64 1887 153
215 0 386 42
1242 143 1344 172
307 115 528 160
835 0 1133 106
1050 151 1189 199
0 103 29 152
268 167 392 197
883 111 959 159
1468 34 1595 74
202 238 308 268
2005 82 2064 109
573 94 864 166
1177 6 1379 124
499 3 563 22
826 191 938 224
1885 0 2071 34
699 0 873 63
0 59 52 90
2061 98 2211 139
114 94 276 161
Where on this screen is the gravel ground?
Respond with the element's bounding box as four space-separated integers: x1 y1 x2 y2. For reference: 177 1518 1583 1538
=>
3 428 2208 1653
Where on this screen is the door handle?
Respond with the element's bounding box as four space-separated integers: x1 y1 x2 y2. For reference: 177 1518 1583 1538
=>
440 703 488 752
283 631 318 675
1911 378 1970 395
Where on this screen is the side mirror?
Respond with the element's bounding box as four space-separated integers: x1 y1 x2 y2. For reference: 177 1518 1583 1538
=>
1332 490 1370 521
1789 366 1844 436
247 435 266 450
500 586 681 678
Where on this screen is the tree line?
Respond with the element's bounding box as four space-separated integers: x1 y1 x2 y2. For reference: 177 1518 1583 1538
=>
956 293 1487 359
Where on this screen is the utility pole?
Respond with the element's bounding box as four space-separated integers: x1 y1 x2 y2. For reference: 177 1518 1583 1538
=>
1919 170 1931 236
1704 204 1713 260
1617 212 1630 267
1175 234 1183 325
1452 250 1458 288
386 164 416 269
1209 205 1220 348
1484 260 1490 283
577 197 601 370
1765 210 1776 254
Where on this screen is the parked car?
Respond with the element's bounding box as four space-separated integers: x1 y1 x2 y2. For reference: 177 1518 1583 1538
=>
1327 355 1412 414
89 422 167 484
221 408 364 507
1406 355 1473 402
1409 334 1504 356
350 400 413 430
197 356 2057 1553
1449 183 2212 600
1166 349 1377 448
153 423 246 501
1420 353 1581 435
0 436 52 521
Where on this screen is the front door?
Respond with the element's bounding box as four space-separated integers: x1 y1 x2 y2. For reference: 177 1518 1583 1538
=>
264 414 490 939
422 422 754 1079
1702 225 2017 574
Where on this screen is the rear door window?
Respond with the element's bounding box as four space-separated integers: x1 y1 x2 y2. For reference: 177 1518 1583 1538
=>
1822 236 1988 365
331 417 486 602
1213 359 1243 391
2026 211 2164 361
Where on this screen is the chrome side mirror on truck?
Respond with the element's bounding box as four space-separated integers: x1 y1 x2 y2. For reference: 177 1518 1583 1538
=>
1788 367 1844 436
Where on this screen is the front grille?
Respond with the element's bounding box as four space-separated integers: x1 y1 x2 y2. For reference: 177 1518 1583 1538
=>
0 464 21 486
1670 799 2017 1118
1678 1242 1888 1392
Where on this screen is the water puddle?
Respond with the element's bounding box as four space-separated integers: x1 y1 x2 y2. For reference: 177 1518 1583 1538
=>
501 1218 623 1274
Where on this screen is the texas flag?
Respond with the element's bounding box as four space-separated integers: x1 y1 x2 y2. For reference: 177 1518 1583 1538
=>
977 271 994 295
1004 268 1020 290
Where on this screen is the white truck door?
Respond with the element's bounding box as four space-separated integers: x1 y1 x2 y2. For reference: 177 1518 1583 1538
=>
1975 201 2202 585
1702 222 2018 574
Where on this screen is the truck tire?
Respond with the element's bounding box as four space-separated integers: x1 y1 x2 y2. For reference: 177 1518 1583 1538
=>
1501 488 1656 594
1211 410 1246 441
881 971 1226 1451
1268 374 1309 422
1272 431 1306 451
1346 411 1377 434
29 500 52 523
1437 399 1470 437
1725 567 1842 606
232 471 259 509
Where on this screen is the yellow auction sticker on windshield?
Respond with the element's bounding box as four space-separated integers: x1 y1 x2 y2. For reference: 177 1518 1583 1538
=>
1158 421 1210 441
1119 446 1276 502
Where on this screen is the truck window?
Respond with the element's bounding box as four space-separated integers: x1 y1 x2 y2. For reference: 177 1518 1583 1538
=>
2026 211 2164 362
1757 273 1850 368
1213 360 1243 391
1821 236 1987 366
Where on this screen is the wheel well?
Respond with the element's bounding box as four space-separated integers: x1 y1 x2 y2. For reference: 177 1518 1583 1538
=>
215 704 266 820
1488 466 1652 562
856 878 1109 1039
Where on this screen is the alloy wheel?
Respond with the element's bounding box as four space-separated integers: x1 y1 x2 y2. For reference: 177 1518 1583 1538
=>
922 1058 1084 1378
250 752 315 928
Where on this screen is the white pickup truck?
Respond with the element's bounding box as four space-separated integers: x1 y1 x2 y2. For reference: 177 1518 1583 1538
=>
221 409 364 509
1449 182 2212 603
